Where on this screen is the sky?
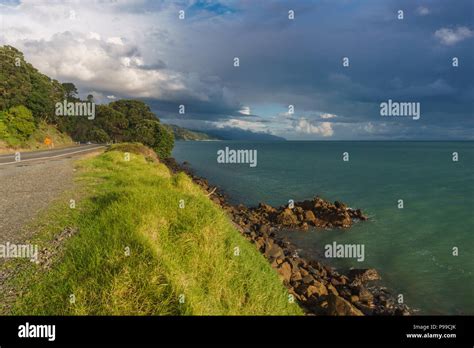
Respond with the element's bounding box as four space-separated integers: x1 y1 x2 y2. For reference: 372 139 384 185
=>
1 0 473 140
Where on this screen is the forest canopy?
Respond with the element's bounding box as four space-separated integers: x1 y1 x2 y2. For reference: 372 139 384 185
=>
0 45 174 157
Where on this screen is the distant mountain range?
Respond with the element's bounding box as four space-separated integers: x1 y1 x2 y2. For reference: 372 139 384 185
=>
204 127 285 141
163 124 220 141
163 123 285 141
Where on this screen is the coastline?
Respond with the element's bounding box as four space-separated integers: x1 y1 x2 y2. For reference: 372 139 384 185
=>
165 157 413 316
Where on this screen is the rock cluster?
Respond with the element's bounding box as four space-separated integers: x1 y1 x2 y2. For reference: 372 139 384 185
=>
164 158 411 316
249 198 368 230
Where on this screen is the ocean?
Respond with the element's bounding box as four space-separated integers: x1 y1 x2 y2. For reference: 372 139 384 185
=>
172 141 474 315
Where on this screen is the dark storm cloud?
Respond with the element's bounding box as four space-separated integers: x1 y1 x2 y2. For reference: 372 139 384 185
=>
4 0 471 138
152 0 472 138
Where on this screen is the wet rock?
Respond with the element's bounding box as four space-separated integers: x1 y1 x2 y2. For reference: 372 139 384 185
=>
348 268 381 283
275 208 298 226
249 196 368 231
258 224 271 235
355 302 375 315
291 270 303 282
265 243 284 259
306 281 328 297
358 287 374 304
334 201 347 209
350 295 360 303
327 294 364 316
326 283 339 296
300 268 309 277
259 202 276 213
255 237 265 251
304 210 317 224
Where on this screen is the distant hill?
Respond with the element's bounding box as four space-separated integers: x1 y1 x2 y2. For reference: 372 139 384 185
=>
163 124 220 141
204 127 285 141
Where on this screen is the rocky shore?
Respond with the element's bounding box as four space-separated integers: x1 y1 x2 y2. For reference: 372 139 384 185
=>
164 158 412 316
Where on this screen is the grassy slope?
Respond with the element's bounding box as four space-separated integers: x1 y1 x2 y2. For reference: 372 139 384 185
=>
0 122 74 153
11 148 301 315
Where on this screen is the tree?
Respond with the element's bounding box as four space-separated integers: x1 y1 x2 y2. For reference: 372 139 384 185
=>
95 105 129 142
62 83 78 100
88 127 110 143
153 122 174 158
109 100 157 126
132 119 174 158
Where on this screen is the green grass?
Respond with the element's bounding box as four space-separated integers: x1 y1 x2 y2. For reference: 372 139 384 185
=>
10 146 302 315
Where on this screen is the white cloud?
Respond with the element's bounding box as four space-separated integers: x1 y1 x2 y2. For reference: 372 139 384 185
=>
239 106 251 115
214 118 268 133
416 6 430 16
364 122 375 133
434 27 474 46
17 32 190 99
0 0 237 109
320 113 337 119
293 118 334 137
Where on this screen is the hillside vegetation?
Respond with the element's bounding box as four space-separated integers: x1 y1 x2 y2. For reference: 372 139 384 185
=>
10 144 301 315
1 45 173 157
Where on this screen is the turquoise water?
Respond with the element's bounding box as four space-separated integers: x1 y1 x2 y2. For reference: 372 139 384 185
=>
172 141 474 315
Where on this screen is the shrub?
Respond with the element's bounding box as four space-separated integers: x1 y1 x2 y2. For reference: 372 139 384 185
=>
3 105 36 140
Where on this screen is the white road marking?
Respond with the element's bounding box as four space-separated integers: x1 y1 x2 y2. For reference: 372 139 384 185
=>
0 146 105 166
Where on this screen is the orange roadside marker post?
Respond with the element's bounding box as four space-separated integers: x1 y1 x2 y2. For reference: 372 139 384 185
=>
44 137 53 149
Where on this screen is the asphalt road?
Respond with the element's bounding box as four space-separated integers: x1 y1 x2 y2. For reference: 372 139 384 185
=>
0 144 105 166
0 144 105 245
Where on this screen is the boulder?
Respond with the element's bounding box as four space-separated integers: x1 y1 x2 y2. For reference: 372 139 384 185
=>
304 210 317 224
298 200 315 211
255 237 265 251
350 295 360 303
258 202 277 215
302 274 315 285
348 268 381 283
326 283 339 296
276 208 298 226
351 208 368 221
277 262 292 283
306 281 328 298
265 243 284 259
334 201 347 209
291 270 303 282
357 287 374 304
327 294 364 316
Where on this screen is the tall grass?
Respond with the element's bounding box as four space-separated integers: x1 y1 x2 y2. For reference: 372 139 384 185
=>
12 147 302 315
